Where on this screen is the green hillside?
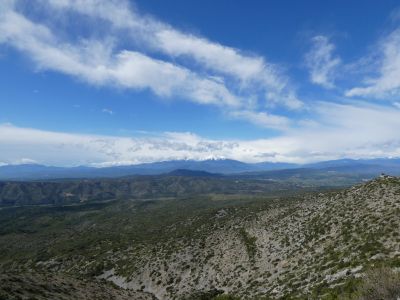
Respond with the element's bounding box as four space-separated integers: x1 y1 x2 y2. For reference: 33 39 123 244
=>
0 176 399 299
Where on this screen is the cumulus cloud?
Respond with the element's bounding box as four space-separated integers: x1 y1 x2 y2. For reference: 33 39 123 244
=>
305 36 341 88
2 101 400 166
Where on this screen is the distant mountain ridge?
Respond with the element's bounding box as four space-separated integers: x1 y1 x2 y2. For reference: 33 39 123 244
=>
1 158 400 180
0 159 298 180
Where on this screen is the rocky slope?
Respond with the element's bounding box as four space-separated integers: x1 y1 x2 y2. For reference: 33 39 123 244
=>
93 176 400 299
0 176 399 299
0 271 155 300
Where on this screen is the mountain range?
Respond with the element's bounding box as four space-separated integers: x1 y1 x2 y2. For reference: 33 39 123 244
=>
1 158 400 180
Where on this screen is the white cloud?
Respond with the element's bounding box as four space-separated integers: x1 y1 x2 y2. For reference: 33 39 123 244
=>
102 108 114 115
110 51 240 106
153 29 286 90
346 28 400 98
40 0 140 29
42 0 289 87
39 0 277 86
0 8 241 108
11 158 38 165
229 110 291 130
291 102 400 158
2 102 400 166
305 36 341 88
0 0 304 128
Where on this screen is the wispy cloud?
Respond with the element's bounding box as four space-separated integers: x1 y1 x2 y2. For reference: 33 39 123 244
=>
229 110 291 130
0 0 301 129
0 8 240 108
346 28 400 99
102 108 114 115
41 0 293 95
305 36 341 89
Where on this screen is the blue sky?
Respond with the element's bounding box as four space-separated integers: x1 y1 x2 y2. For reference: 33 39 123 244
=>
2 0 400 166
